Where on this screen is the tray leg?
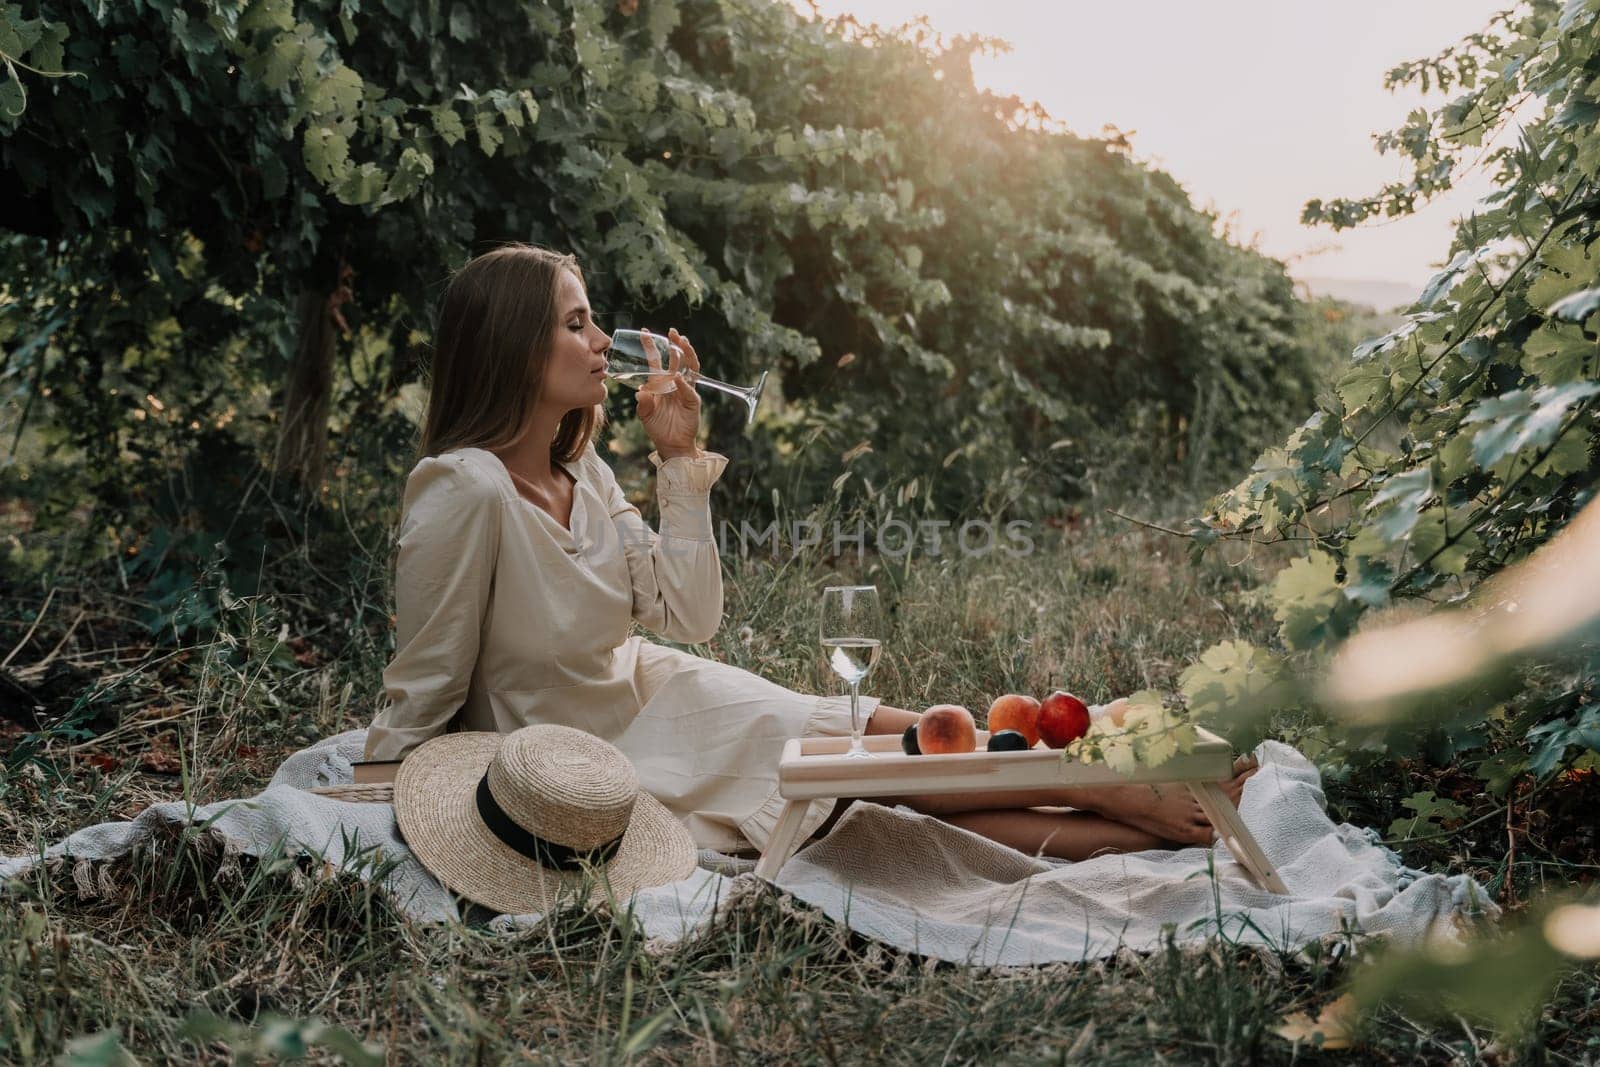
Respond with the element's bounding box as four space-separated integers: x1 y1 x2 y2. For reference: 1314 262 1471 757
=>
754 799 812 881
1189 782 1290 895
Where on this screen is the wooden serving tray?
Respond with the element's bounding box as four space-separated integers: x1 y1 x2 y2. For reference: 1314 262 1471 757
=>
755 726 1288 894
774 729 1236 800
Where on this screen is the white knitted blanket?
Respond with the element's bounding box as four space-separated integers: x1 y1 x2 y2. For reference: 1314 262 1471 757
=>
0 731 1494 964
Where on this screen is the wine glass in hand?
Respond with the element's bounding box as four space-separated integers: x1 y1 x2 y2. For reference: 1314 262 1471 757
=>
820 585 884 759
605 328 768 427
632 328 701 457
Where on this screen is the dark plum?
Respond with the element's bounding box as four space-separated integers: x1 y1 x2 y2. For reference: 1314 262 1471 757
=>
986 729 1030 752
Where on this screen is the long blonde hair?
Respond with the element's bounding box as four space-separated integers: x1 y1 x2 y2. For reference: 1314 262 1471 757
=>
419 243 605 460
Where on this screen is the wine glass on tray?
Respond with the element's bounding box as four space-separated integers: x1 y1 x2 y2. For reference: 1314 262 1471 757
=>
820 585 884 759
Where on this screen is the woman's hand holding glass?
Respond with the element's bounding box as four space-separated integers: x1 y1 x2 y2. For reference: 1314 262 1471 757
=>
634 328 702 459
605 327 768 429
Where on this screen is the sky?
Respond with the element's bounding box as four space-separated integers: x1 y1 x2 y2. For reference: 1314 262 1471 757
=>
797 0 1512 289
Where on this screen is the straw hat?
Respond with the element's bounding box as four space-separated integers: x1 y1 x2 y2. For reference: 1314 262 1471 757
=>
394 724 696 914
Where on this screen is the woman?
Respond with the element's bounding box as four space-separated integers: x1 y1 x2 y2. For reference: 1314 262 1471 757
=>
364 243 1255 860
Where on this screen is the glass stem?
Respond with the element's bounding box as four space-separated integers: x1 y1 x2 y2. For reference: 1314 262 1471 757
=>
684 369 754 403
849 679 863 748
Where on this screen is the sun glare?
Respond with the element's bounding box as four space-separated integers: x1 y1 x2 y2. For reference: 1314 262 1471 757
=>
797 0 1510 293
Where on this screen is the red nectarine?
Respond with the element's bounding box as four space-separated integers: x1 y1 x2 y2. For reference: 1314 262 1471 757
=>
1038 690 1090 748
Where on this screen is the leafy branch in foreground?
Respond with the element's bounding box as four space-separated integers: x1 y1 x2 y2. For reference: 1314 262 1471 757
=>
1176 0 1598 791
1154 1 1600 1031
1328 493 1600 1034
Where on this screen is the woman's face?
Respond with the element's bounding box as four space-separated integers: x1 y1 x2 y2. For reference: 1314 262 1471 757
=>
541 269 611 410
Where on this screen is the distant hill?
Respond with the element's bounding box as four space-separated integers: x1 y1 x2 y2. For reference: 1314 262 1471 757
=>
1296 276 1418 312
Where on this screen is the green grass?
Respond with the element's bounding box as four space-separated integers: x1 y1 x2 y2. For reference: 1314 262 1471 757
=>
2 491 1598 1064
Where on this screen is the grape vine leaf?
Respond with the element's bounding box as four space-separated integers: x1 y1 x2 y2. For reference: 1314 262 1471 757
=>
1548 286 1600 322
1524 324 1595 385
1365 467 1433 543
1463 382 1600 469
1526 704 1600 779
1387 790 1469 839
0 60 23 118
1179 639 1295 722
1273 551 1353 650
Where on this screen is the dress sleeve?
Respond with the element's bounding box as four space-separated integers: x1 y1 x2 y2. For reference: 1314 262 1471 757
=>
363 454 502 761
588 444 729 644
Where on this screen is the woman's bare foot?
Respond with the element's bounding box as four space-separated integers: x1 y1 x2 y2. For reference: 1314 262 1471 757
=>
1221 755 1260 807
1087 758 1260 846
1088 784 1213 846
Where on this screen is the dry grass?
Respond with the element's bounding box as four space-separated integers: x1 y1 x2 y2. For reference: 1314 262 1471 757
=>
2 497 1597 1064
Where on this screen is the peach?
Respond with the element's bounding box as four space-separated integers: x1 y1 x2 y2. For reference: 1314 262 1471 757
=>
918 704 977 754
987 694 1042 747
1099 697 1131 727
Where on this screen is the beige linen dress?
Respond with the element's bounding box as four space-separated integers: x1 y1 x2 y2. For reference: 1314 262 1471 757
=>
363 442 871 852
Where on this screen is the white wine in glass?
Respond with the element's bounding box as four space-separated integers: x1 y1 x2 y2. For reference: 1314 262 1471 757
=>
825 639 881 687
604 328 768 427
820 585 885 758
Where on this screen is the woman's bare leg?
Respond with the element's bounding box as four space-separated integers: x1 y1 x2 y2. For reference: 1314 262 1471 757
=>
861 703 1259 849
940 808 1166 860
